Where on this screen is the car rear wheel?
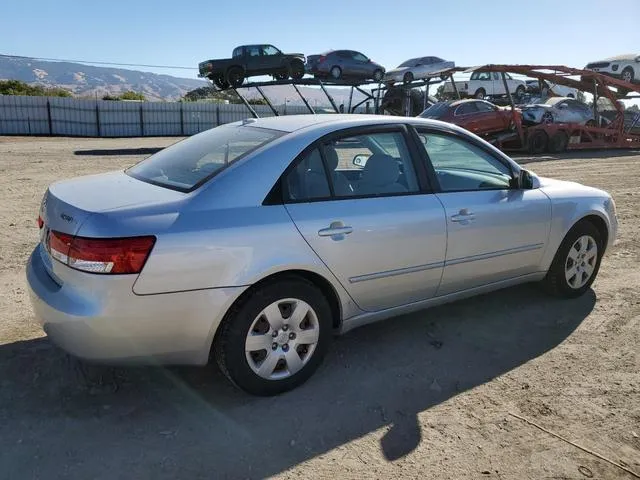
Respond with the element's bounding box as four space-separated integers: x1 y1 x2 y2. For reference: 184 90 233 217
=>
474 88 486 99
214 277 332 396
227 67 245 88
213 77 230 90
621 67 634 84
290 61 305 80
542 221 603 298
515 85 525 98
403 72 414 84
330 66 342 80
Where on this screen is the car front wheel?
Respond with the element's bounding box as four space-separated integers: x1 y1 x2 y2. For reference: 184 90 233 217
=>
542 221 603 298
214 277 332 396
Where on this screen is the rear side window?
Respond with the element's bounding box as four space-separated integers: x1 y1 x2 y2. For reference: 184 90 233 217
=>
284 148 331 201
127 125 283 192
455 102 479 115
419 102 451 118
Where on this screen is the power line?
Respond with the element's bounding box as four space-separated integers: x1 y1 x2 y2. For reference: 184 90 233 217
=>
0 53 197 70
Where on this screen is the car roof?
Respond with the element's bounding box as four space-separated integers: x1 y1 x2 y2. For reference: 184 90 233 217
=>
229 114 425 133
602 54 637 61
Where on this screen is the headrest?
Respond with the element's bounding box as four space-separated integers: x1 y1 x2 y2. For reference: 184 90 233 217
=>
361 154 399 186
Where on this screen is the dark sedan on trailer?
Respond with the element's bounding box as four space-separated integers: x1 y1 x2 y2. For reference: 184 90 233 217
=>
306 50 385 82
418 99 521 137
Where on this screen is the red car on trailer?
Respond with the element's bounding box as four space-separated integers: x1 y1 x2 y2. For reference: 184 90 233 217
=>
418 99 521 138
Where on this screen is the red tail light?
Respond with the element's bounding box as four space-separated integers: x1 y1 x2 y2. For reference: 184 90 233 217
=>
48 231 155 274
37 215 44 229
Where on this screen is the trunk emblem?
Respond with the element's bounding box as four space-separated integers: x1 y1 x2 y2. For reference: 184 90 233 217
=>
60 213 74 222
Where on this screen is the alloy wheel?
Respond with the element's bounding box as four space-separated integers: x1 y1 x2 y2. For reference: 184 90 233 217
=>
565 235 598 289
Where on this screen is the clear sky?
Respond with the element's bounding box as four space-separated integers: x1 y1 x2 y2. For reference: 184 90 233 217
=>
2 0 639 79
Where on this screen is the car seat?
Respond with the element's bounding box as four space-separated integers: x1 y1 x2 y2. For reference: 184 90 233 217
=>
356 154 407 195
323 147 354 196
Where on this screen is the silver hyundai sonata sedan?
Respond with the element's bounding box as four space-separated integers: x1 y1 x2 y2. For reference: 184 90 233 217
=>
27 115 617 395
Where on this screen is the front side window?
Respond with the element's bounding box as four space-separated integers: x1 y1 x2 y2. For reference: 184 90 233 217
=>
262 45 280 56
127 125 283 192
475 101 497 112
416 132 513 191
455 102 479 115
353 52 368 62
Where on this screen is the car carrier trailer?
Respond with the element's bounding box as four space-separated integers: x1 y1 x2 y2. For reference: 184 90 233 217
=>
468 65 640 153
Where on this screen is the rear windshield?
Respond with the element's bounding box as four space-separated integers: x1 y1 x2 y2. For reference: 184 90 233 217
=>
418 102 451 118
126 124 284 192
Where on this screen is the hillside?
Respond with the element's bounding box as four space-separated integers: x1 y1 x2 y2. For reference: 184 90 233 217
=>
0 55 371 106
0 55 206 101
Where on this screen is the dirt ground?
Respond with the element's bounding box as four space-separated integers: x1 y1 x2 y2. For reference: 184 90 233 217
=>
0 136 639 480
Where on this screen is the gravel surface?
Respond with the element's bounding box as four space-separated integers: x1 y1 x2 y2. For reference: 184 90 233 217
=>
1 136 639 479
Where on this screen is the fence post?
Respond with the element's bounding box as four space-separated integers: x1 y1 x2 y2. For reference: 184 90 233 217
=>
139 103 144 136
95 101 101 137
46 99 53 135
216 105 220 127
180 102 184 136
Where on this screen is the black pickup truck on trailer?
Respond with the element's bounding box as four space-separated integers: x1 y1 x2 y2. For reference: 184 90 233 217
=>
199 44 306 89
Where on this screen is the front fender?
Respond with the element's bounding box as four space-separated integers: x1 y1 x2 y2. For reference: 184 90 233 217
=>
539 197 615 272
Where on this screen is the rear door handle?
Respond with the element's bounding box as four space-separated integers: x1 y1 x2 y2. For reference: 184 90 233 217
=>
318 221 353 238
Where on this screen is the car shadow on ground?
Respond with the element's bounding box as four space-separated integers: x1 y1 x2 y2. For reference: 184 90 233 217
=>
0 285 595 479
73 147 165 156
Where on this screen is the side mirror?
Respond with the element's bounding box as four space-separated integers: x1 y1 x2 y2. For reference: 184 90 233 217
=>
519 169 539 189
353 153 370 167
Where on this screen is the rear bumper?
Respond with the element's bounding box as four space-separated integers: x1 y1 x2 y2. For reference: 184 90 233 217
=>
26 245 244 365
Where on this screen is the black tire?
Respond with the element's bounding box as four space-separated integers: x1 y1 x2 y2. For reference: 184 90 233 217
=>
549 131 568 153
542 221 603 298
403 72 414 84
226 67 245 88
330 66 342 80
515 85 526 98
373 69 384 82
527 130 548 154
585 119 596 128
214 277 333 396
542 111 554 124
213 77 230 90
274 70 289 81
621 67 634 84
474 88 486 99
290 61 305 80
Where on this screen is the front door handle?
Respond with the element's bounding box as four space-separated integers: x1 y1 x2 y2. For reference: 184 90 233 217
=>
450 208 475 223
318 221 353 238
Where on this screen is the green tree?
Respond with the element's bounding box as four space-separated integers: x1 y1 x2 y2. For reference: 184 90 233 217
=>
0 79 71 97
119 90 146 101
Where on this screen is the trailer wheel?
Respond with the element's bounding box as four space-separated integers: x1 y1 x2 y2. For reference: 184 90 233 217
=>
528 130 548 154
549 131 568 153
